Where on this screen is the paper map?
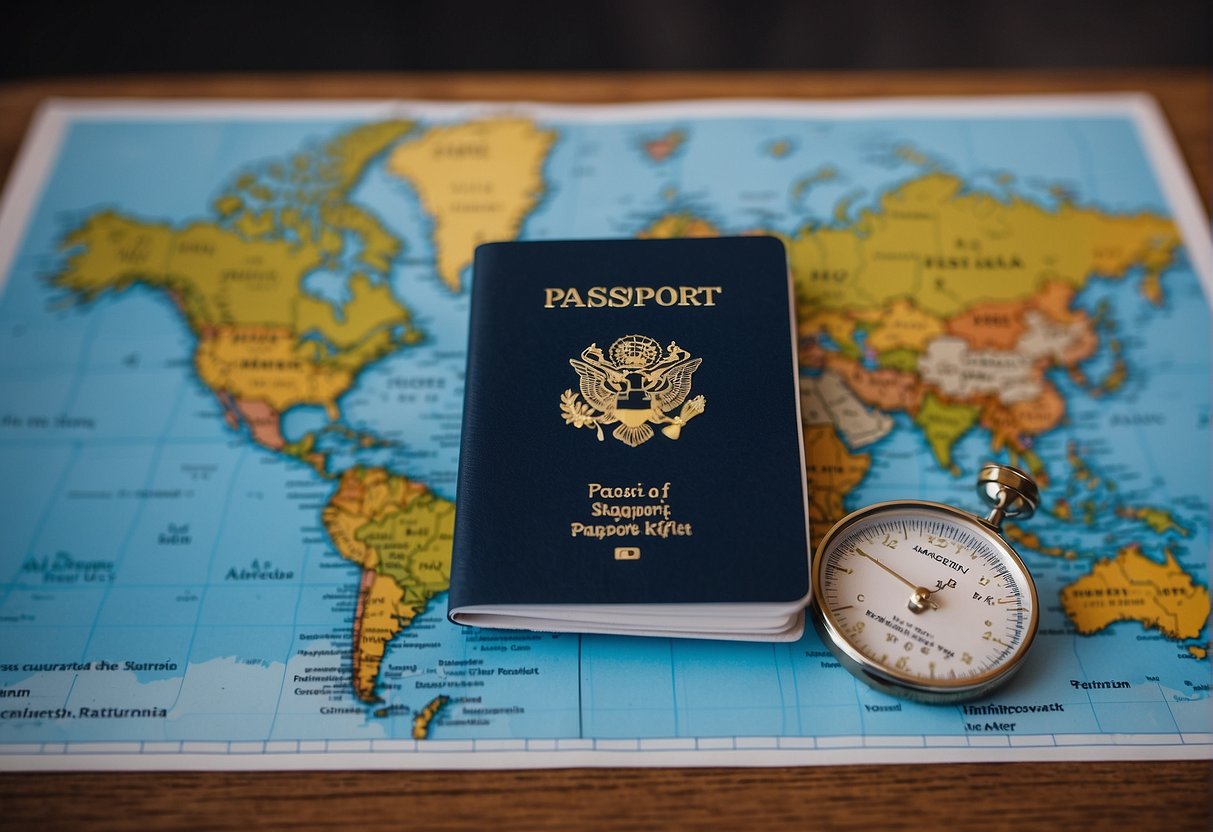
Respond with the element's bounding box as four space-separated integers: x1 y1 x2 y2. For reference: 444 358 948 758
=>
0 97 1209 769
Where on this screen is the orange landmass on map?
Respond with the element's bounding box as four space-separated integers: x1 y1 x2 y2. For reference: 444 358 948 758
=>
979 385 1066 451
825 354 925 413
637 213 720 239
642 129 686 163
353 570 408 700
946 300 1027 350
1060 544 1210 641
233 399 286 451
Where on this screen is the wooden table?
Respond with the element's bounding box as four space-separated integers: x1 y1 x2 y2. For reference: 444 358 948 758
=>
0 71 1209 831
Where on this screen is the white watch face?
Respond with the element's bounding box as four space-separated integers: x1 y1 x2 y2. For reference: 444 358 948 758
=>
815 504 1038 691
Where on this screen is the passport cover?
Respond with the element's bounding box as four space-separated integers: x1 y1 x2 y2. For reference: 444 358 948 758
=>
448 236 811 638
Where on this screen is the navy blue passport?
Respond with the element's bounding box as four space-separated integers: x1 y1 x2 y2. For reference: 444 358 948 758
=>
448 236 811 640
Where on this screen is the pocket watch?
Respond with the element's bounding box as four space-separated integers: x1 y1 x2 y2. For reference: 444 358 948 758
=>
810 463 1040 704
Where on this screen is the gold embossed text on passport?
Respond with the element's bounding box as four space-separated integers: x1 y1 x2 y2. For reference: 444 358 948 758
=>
571 481 694 541
561 336 706 447
543 286 722 308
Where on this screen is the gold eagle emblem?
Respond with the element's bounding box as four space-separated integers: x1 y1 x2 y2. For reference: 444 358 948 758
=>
560 335 706 447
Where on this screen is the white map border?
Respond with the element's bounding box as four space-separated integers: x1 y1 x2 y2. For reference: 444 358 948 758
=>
0 95 1209 770
2 731 1212 772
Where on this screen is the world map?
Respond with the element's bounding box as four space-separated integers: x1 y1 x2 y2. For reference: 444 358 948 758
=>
0 99 1208 766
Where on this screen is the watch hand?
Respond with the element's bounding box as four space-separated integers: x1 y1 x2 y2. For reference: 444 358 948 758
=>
854 548 917 589
854 548 938 612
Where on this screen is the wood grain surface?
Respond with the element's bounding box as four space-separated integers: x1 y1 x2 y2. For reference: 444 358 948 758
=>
0 71 1209 831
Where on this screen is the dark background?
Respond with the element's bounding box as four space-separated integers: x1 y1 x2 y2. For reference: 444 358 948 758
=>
3 0 1210 77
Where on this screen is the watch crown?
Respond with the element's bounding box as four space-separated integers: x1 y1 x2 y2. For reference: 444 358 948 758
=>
976 463 1039 531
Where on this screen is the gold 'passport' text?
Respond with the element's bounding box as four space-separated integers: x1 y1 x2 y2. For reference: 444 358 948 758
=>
543 286 723 308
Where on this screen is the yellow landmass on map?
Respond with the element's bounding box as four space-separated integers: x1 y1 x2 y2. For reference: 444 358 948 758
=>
234 209 275 239
296 273 419 354
1060 544 1210 641
781 173 1180 318
195 325 353 419
1115 505 1191 537
321 467 455 702
52 122 420 461
768 139 795 160
894 144 932 167
1003 524 1081 560
1093 339 1128 396
214 120 415 276
855 297 945 353
56 213 327 328
791 165 837 201
831 190 864 225
412 695 451 740
1066 440 1102 489
356 492 455 601
1050 499 1075 522
55 209 413 455
318 203 402 273
386 118 557 292
324 121 420 191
